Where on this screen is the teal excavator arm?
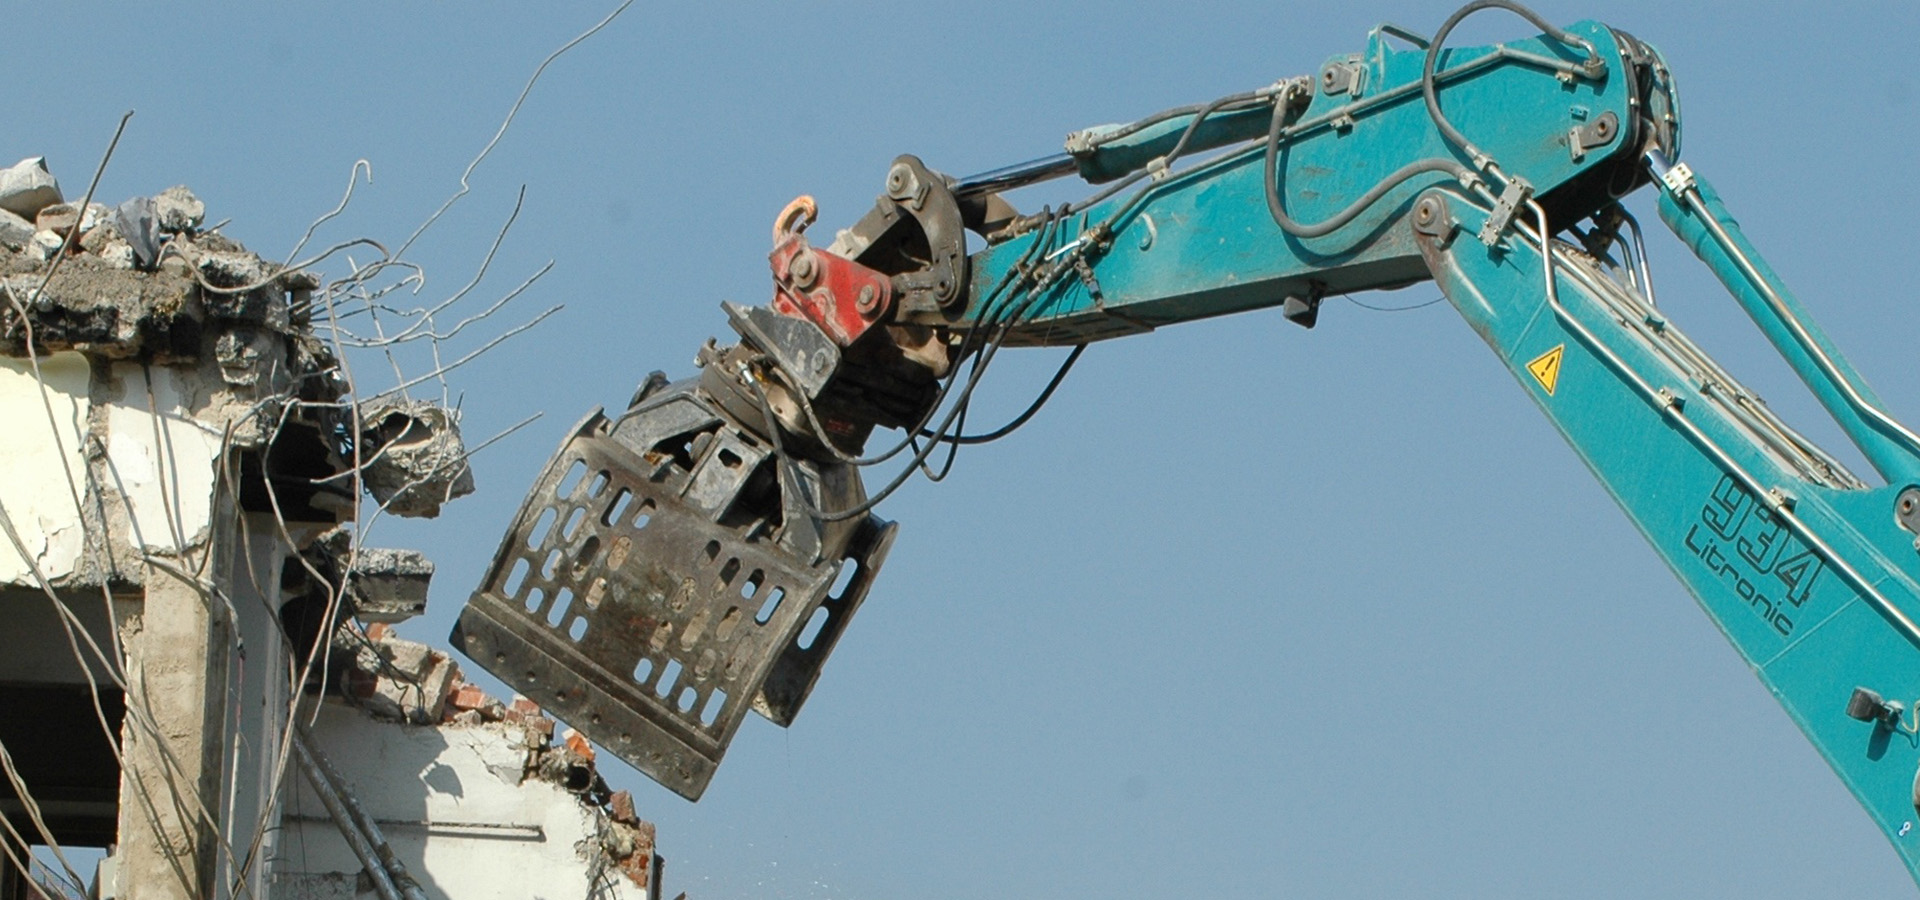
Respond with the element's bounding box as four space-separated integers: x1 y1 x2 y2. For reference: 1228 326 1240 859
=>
450 0 1920 883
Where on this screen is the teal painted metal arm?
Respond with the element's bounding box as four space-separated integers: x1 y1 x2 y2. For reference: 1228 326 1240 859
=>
918 7 1920 886
1653 156 1920 484
1413 181 1920 883
920 18 1666 345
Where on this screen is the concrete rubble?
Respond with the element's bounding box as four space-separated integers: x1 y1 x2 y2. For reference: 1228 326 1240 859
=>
0 157 61 220
0 156 662 900
296 526 435 626
0 160 359 589
355 396 477 518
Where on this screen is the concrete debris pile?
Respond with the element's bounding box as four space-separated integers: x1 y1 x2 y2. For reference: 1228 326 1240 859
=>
0 157 317 369
0 155 478 593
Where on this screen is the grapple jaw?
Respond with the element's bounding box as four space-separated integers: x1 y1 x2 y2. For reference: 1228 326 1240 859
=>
452 376 894 800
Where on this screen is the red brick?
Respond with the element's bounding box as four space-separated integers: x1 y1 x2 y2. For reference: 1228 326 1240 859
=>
366 622 392 641
562 728 595 762
617 850 650 889
609 790 638 825
447 683 490 711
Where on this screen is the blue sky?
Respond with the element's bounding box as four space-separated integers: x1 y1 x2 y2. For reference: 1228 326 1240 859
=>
11 2 1920 897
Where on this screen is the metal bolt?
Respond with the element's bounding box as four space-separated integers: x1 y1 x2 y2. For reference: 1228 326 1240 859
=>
1899 487 1920 534
856 284 879 314
886 164 916 200
789 250 818 288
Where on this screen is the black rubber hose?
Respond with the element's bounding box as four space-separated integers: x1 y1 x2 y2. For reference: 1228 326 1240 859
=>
1079 89 1272 150
1421 0 1600 168
919 343 1085 446
1262 88 1473 239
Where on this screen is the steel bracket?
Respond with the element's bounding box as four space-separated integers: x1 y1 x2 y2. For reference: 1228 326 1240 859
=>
1477 177 1535 246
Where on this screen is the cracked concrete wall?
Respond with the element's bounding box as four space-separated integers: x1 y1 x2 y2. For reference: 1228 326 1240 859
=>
0 356 255 589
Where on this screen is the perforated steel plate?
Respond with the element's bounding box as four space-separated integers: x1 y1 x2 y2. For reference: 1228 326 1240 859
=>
453 408 893 799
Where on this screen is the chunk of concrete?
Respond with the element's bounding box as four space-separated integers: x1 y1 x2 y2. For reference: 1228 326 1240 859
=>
153 186 204 234
113 196 160 269
346 546 433 623
343 631 460 724
35 202 80 236
0 157 62 219
96 241 135 270
358 398 476 518
28 230 63 261
0 209 31 250
78 202 109 234
194 248 289 328
78 219 120 254
213 327 273 387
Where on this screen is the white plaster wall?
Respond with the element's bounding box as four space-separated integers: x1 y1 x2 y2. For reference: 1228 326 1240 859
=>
105 362 225 555
0 352 91 585
275 703 647 900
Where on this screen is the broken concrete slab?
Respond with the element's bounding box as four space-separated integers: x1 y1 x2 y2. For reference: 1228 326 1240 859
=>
0 157 62 219
191 245 291 328
297 531 436 625
0 211 322 365
357 397 477 518
347 546 434 623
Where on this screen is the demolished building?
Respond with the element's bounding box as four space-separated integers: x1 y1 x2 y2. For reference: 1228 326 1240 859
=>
0 156 660 900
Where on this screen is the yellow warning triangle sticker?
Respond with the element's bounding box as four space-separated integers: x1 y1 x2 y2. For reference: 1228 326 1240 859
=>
1526 344 1564 395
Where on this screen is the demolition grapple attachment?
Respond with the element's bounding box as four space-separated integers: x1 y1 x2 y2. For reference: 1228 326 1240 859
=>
456 154 969 799
452 377 895 800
